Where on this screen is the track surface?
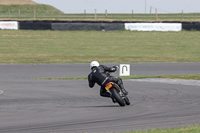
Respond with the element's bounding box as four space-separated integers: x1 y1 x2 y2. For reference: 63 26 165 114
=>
0 63 200 133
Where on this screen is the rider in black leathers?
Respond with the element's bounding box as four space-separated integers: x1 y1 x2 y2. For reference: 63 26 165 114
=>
88 61 128 100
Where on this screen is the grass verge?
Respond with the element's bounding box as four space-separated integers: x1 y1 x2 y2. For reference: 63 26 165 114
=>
35 74 200 80
124 125 200 133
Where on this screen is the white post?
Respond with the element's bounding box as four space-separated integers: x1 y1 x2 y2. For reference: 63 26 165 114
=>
182 10 184 19
132 10 134 18
94 8 97 19
33 8 36 19
84 10 86 18
8 9 11 18
145 0 147 14
59 12 60 20
18 9 20 18
155 8 158 20
105 10 107 17
150 6 152 14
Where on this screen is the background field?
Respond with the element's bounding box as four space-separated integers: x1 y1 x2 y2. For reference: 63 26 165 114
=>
0 30 200 63
1 1 200 21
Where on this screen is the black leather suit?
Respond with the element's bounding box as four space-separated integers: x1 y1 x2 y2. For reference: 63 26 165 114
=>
88 65 126 97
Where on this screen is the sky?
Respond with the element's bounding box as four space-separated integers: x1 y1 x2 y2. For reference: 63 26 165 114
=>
33 0 200 14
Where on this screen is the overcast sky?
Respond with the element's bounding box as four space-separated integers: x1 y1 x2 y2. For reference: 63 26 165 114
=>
33 0 200 14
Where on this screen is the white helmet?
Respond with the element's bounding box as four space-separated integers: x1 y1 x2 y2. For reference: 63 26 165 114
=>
90 61 99 69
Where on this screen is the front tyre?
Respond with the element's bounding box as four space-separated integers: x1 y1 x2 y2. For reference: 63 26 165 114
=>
124 97 130 105
110 88 125 106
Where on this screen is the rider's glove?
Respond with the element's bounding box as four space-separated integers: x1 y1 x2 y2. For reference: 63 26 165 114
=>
113 66 119 71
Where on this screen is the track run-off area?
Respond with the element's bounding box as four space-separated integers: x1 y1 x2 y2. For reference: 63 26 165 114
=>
0 63 200 133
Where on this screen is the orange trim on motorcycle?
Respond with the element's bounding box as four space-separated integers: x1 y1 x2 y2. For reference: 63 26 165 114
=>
105 82 113 90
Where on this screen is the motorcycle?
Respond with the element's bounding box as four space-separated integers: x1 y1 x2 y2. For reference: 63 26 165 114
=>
105 81 130 106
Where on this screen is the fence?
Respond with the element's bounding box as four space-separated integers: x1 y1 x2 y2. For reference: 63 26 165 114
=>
1 8 200 21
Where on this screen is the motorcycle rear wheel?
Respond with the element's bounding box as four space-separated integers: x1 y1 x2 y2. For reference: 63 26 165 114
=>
110 88 125 106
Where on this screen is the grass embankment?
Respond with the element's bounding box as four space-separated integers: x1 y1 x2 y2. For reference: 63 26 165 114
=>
0 4 63 18
0 0 37 5
0 30 200 63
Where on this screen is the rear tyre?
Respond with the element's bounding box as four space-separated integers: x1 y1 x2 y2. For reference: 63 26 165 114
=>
110 88 125 106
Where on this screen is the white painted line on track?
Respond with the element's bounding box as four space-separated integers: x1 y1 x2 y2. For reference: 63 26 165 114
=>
127 78 200 87
0 90 3 95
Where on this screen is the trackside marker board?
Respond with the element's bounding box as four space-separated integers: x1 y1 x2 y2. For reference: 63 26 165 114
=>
125 23 182 32
119 64 130 76
0 21 18 30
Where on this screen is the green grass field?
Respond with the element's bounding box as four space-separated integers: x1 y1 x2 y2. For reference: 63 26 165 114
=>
125 125 200 133
0 30 200 63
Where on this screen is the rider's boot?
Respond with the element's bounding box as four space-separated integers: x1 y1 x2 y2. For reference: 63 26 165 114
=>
122 88 128 95
119 83 128 95
118 79 128 95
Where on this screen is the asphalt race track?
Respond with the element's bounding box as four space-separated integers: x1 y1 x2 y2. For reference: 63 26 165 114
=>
0 63 200 133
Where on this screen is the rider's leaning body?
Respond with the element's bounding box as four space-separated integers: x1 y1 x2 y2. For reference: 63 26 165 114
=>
88 61 128 99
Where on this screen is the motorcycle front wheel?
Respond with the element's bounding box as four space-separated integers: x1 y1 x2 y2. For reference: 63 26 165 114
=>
124 97 130 105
